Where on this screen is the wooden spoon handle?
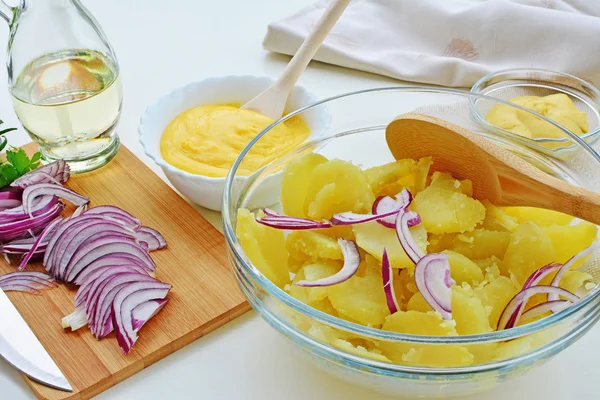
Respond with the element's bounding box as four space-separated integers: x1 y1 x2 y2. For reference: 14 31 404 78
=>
495 158 600 225
274 0 351 93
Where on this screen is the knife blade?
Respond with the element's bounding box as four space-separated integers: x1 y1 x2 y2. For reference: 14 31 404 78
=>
0 288 72 392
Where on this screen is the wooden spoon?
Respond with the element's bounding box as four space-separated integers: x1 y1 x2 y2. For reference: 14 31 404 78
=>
242 0 351 120
385 113 600 225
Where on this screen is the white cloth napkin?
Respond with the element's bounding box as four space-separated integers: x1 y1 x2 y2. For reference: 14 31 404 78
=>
263 0 600 88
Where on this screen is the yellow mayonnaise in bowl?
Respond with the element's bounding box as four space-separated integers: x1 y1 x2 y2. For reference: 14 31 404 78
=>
139 75 331 211
470 68 600 160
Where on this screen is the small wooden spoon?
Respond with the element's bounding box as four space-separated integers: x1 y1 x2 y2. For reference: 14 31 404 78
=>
385 113 600 225
242 0 351 120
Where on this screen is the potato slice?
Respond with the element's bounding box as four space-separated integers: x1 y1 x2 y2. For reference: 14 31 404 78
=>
304 159 375 220
285 231 343 264
281 153 328 217
364 159 417 197
451 229 510 260
504 222 556 285
411 186 485 234
236 208 289 288
353 221 428 269
445 250 484 286
542 221 598 264
328 267 390 327
501 206 574 227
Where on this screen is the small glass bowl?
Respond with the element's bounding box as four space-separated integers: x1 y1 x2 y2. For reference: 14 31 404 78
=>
223 87 600 398
470 68 600 160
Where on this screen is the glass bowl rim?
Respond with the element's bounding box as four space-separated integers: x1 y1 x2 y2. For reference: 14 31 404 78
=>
222 86 600 345
470 67 600 143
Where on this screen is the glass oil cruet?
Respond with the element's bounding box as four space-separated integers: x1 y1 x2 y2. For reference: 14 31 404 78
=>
1 0 122 173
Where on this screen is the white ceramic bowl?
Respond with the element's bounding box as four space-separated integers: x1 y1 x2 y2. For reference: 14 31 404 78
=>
138 75 331 211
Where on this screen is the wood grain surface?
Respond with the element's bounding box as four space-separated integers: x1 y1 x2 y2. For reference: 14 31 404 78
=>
0 144 250 400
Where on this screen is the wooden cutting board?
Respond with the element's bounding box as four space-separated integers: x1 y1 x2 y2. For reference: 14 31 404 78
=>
0 144 250 400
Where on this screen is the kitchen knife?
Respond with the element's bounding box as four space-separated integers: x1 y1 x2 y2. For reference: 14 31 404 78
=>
0 288 72 392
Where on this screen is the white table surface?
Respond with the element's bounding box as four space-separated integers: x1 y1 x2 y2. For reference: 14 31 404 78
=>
0 0 598 399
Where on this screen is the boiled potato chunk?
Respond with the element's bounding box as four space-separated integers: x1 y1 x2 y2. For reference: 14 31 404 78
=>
452 286 493 335
353 221 428 268
332 339 392 363
304 159 375 220
364 159 416 197
475 276 519 329
481 200 519 232
503 222 556 285
285 231 343 264
542 221 597 264
236 209 289 288
406 292 430 313
281 153 328 217
445 250 484 286
414 156 433 193
429 171 473 196
501 206 574 227
451 229 510 260
427 233 457 253
559 270 593 295
379 311 473 366
289 262 341 305
407 286 492 335
475 256 504 282
411 185 485 234
328 268 390 326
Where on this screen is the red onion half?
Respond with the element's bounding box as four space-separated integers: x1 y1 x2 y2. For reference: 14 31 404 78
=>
414 253 453 320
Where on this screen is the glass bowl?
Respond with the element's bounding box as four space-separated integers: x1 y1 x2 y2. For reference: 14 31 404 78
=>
470 68 600 161
222 88 600 398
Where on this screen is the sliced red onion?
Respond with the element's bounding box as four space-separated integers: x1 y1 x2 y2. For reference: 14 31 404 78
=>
11 160 70 189
519 300 572 324
0 196 58 222
256 210 332 230
89 272 158 338
52 220 137 280
382 249 399 314
131 299 169 331
549 245 596 302
498 286 579 330
135 226 167 251
43 216 103 274
395 209 425 265
71 254 155 285
83 206 142 230
0 191 22 211
414 253 453 320
75 265 152 309
294 239 360 287
0 271 55 293
0 202 65 243
19 217 63 271
62 309 88 331
112 281 172 354
22 183 89 217
373 190 413 228
61 236 155 283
